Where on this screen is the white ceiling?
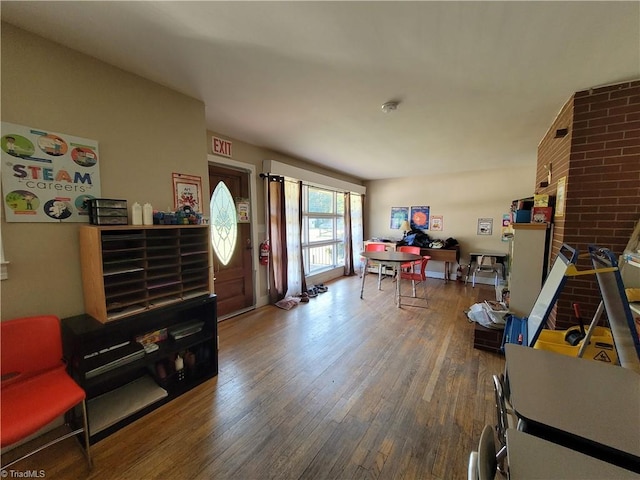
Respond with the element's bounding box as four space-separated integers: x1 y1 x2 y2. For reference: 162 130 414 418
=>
2 1 639 180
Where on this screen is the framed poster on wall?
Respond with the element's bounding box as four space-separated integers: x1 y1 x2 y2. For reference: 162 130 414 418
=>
477 218 493 235
410 206 430 229
430 215 443 231
390 207 409 229
1 122 101 222
173 173 203 212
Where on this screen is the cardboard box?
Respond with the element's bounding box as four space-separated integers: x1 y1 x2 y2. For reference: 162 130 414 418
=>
473 323 504 353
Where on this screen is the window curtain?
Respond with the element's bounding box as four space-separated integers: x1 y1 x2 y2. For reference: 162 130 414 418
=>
343 192 354 275
284 180 306 297
267 176 287 303
350 193 364 275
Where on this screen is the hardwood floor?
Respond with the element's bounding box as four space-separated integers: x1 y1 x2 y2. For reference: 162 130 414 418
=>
5 275 505 479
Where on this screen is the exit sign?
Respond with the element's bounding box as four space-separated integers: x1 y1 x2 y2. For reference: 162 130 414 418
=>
212 136 232 158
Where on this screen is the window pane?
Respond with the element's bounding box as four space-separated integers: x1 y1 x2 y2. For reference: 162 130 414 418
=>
210 181 237 266
301 186 349 275
308 188 333 214
337 242 345 264
308 217 334 242
308 244 334 272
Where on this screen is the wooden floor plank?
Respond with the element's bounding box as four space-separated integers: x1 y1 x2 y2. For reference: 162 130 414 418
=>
4 275 504 479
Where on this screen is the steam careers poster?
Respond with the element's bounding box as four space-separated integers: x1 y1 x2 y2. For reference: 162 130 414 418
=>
1 122 101 222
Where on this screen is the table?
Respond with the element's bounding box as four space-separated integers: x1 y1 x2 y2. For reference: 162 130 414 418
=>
419 246 459 283
505 344 640 470
506 429 639 479
360 251 421 308
466 251 508 283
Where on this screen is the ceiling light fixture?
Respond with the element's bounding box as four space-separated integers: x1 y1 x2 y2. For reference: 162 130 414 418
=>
381 101 400 113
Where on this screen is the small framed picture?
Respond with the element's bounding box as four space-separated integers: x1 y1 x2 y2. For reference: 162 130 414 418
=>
477 218 493 235
236 197 250 223
172 173 203 212
430 215 443 231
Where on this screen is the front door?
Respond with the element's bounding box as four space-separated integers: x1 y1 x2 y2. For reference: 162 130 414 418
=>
208 164 254 319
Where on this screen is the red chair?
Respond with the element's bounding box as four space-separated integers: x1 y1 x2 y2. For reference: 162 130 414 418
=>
397 245 421 272
1 315 91 470
399 255 431 303
363 243 387 290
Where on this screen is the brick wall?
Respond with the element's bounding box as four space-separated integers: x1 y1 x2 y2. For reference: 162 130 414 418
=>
536 80 640 329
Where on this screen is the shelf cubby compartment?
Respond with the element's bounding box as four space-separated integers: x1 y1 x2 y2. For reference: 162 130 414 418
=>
147 272 181 286
147 259 180 271
147 290 183 308
102 249 145 262
147 262 180 273
180 246 209 256
182 275 209 289
104 275 146 291
146 249 179 259
181 256 209 270
106 304 147 321
182 287 210 300
104 284 147 302
87 375 168 435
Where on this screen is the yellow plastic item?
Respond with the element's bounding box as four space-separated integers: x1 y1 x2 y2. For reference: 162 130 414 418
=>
626 288 640 303
534 326 618 364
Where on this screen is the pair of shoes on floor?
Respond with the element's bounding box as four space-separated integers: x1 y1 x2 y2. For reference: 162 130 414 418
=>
307 283 329 298
307 283 329 297
308 284 328 296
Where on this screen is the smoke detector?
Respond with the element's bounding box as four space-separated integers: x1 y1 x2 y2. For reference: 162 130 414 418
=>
381 101 399 113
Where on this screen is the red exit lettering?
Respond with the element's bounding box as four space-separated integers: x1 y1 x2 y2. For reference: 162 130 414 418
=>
212 137 232 158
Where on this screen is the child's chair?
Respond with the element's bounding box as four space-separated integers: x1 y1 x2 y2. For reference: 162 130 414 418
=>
472 255 500 287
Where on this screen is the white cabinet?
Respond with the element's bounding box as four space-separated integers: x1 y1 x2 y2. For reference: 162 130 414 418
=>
507 223 549 317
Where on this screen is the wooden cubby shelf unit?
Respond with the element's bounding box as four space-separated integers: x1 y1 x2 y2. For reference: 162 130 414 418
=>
80 225 212 323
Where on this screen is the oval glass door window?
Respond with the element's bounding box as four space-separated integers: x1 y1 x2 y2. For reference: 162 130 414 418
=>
210 181 237 265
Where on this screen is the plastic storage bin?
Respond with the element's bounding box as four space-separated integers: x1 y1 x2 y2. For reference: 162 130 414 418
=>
88 198 128 225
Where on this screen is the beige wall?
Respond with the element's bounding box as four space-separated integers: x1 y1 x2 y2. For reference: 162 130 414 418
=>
365 165 536 277
1 23 208 320
1 22 537 319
